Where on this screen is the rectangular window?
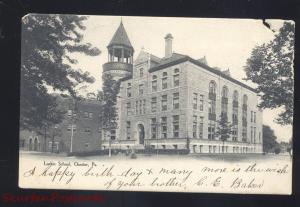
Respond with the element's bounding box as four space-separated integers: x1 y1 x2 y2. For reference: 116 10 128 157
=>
199 95 204 111
127 83 132 97
161 95 167 111
208 121 215 140
151 118 157 139
135 101 138 114
251 111 253 122
162 77 168 89
173 92 179 109
85 127 91 133
173 74 179 87
232 125 238 141
126 102 131 115
232 106 238 125
152 80 157 92
250 126 253 142
67 124 76 132
48 141 59 151
173 115 179 138
254 127 256 143
254 112 256 123
139 100 143 114
126 121 131 140
143 99 146 114
151 97 157 113
67 110 72 117
140 68 144 77
199 116 204 139
139 84 144 95
193 115 197 138
89 112 93 119
242 126 247 141
161 117 167 139
84 112 89 118
193 93 198 109
110 129 116 140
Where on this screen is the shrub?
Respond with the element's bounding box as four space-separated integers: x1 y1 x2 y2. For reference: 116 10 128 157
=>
274 147 281 154
130 153 137 159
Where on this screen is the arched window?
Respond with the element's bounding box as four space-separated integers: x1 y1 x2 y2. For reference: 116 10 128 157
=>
232 90 239 141
242 94 248 142
243 95 248 105
163 72 168 77
152 75 157 80
221 86 228 98
233 90 239 102
221 86 228 117
209 81 216 94
174 68 179 73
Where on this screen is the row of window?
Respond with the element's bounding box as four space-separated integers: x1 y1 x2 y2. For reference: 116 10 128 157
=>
125 115 260 143
66 124 101 133
210 81 249 105
127 69 180 97
126 93 180 115
67 110 94 119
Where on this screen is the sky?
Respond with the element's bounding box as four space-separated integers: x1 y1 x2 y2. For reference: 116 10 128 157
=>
69 15 293 142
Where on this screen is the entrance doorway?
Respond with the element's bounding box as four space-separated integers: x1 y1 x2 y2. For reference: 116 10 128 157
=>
137 124 145 145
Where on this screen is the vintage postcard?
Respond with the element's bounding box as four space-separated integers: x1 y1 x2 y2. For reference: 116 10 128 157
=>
19 15 294 194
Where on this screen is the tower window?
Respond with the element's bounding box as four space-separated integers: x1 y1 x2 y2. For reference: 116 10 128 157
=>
139 84 144 95
140 68 144 77
127 83 132 97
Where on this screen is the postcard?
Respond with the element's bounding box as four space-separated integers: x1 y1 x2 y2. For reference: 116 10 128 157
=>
19 15 294 194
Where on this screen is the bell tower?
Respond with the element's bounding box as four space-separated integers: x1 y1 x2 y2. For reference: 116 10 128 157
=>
102 21 134 80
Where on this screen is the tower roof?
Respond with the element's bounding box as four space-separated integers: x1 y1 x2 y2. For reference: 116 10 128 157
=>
108 21 133 49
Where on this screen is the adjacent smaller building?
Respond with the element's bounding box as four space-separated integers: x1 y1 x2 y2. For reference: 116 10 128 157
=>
19 94 102 154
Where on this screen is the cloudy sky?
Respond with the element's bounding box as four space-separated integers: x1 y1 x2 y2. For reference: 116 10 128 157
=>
69 15 293 142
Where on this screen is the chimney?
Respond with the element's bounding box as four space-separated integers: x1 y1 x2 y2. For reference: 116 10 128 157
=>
164 33 173 58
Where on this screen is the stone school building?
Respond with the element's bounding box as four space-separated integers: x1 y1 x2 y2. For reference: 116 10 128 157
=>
101 21 263 154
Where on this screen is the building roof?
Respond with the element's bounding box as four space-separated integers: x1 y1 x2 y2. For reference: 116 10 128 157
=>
121 52 256 93
108 21 133 49
149 53 257 93
134 49 161 65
